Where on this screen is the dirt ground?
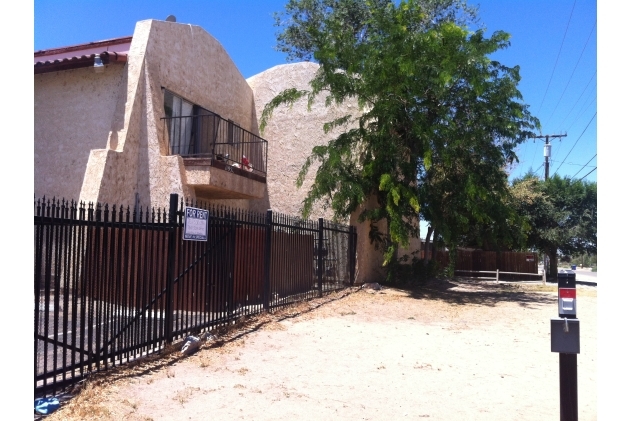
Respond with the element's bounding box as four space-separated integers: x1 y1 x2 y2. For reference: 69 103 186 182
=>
46 278 597 421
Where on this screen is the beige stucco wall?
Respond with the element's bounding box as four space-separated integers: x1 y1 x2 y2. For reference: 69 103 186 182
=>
70 19 260 209
349 195 388 284
35 65 126 200
247 62 359 219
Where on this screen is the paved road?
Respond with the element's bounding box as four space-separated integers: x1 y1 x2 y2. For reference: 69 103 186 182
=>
538 265 597 286
574 268 597 286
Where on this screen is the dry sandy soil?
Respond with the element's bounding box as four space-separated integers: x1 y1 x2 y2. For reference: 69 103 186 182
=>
46 278 597 421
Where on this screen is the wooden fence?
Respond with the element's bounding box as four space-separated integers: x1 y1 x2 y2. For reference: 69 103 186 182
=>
417 249 539 279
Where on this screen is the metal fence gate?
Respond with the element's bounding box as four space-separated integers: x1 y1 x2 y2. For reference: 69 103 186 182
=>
35 195 357 397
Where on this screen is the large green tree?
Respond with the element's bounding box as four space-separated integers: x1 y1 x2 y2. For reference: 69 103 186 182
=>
511 174 597 278
262 0 539 266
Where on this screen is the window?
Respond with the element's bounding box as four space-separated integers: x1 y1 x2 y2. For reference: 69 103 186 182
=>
227 120 243 145
164 90 195 155
163 89 215 156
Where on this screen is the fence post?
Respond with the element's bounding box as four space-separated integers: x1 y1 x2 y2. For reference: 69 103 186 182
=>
349 225 357 286
318 218 324 297
263 210 272 310
496 269 499 284
165 193 178 344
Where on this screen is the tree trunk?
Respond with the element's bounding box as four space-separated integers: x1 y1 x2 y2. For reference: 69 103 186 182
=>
448 242 457 277
387 217 398 264
423 226 434 266
548 248 559 279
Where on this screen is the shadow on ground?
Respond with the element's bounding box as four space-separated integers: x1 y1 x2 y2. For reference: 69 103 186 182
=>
38 288 360 413
395 278 557 309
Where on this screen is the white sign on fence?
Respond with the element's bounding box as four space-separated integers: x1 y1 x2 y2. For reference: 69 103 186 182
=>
183 207 209 241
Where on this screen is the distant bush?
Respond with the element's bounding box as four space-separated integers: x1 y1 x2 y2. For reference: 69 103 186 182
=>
591 266 597 272
386 257 441 284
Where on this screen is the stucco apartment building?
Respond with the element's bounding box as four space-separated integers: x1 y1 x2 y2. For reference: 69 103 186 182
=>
34 17 397 284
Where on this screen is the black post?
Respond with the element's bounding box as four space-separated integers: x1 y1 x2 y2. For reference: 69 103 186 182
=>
558 271 578 421
164 193 178 344
318 218 324 297
349 225 357 286
263 210 273 310
559 354 578 421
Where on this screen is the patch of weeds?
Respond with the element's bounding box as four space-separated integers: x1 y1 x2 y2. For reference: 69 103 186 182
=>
172 387 200 406
55 382 112 419
414 363 433 370
122 399 138 410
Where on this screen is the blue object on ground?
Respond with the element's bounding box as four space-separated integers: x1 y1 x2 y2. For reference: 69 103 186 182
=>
35 397 60 415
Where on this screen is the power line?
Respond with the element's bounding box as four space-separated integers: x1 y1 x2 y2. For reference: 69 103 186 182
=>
579 167 596 181
556 72 596 130
545 21 596 127
536 0 577 116
565 91 596 133
553 112 596 175
556 91 596 161
571 154 597 179
549 159 596 168
529 141 538 169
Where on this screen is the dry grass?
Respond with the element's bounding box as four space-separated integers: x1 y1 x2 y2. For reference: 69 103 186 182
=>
172 387 201 406
50 382 112 419
262 321 288 330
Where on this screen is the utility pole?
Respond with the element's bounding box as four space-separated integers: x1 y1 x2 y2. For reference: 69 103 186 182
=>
532 133 567 278
533 134 567 180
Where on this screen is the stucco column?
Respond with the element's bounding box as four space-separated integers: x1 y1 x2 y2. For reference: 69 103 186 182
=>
350 194 387 285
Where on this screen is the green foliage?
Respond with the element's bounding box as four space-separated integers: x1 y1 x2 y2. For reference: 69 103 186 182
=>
265 0 539 268
385 255 441 284
511 173 597 277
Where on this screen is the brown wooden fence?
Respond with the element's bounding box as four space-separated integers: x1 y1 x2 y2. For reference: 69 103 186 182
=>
419 249 539 279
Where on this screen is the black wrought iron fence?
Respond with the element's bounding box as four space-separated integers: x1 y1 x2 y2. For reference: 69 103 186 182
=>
35 195 356 397
163 113 268 178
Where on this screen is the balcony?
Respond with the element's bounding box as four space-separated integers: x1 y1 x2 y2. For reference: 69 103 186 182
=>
163 112 268 199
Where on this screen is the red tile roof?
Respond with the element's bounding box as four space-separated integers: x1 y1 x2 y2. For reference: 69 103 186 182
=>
34 36 132 74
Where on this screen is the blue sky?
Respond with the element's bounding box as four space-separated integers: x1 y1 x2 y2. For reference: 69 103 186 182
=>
34 0 597 183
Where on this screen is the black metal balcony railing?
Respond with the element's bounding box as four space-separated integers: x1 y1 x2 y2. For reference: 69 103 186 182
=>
163 112 268 178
